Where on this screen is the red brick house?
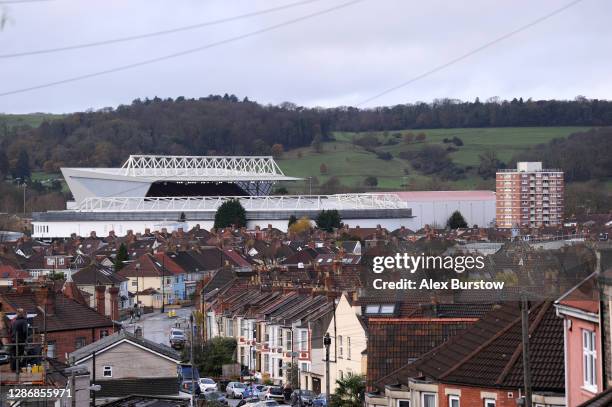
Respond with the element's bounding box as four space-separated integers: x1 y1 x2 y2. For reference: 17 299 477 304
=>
366 302 565 407
0 283 117 362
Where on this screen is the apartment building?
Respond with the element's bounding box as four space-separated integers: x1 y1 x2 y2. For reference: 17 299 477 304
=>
496 161 564 228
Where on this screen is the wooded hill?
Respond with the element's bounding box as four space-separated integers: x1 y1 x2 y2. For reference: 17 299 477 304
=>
1 95 612 172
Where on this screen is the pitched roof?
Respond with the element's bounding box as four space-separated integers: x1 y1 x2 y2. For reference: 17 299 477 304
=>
70 330 181 363
0 288 115 332
380 302 564 392
72 263 128 286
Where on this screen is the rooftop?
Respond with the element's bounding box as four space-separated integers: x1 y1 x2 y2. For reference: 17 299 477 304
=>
63 155 301 182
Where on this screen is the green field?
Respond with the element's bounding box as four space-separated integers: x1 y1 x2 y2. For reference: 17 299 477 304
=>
276 126 595 192
0 113 64 131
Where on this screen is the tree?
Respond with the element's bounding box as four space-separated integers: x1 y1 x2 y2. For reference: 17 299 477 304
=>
477 150 503 179
316 209 342 232
447 210 468 229
330 373 365 407
0 150 8 179
115 243 129 271
311 134 323 153
274 186 288 195
364 176 378 187
403 132 415 144
320 163 328 174
416 132 427 142
289 216 311 235
187 337 237 377
271 143 284 158
288 215 297 227
214 199 247 229
13 150 31 181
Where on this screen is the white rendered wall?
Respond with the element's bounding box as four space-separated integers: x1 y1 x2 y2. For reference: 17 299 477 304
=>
32 217 414 238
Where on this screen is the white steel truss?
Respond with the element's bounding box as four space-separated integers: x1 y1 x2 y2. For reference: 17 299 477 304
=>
76 194 408 212
121 155 286 177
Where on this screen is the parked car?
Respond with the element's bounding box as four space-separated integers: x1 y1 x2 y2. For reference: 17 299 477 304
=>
201 390 228 405
177 363 199 386
260 386 284 401
199 377 218 393
169 328 186 349
242 384 265 399
291 389 316 405
225 381 247 399
257 401 280 407
312 393 329 407
180 381 201 396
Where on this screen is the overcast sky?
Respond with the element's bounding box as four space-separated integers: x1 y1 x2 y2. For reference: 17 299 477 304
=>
0 0 609 113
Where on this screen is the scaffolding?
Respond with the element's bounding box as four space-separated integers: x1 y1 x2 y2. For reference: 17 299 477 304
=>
0 314 48 388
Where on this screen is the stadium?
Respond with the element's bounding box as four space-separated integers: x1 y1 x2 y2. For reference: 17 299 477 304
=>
32 155 413 238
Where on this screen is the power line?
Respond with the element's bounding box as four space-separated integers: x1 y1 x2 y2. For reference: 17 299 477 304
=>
0 0 365 97
0 0 54 4
356 0 587 107
0 0 324 59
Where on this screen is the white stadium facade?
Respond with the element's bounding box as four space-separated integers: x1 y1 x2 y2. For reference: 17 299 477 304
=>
32 155 414 238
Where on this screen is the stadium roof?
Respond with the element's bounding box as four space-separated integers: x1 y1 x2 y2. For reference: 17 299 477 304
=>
62 155 301 203
74 194 409 212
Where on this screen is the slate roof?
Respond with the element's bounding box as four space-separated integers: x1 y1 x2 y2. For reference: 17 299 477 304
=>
96 377 180 399
377 301 564 392
0 288 115 332
72 263 128 286
71 330 181 363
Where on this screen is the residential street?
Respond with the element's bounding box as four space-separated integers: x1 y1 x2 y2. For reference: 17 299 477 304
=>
122 306 194 346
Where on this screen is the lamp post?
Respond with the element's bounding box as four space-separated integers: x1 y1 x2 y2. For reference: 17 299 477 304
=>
161 254 166 314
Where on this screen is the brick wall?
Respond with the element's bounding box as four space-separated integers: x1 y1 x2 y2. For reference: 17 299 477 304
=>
438 383 518 407
48 326 115 362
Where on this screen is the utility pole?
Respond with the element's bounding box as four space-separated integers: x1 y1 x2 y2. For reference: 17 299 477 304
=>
521 293 533 407
324 333 331 397
190 313 195 407
161 254 166 314
22 182 26 216
91 351 96 407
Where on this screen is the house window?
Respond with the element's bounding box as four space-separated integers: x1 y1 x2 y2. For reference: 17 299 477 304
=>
422 393 436 407
131 281 138 287
299 330 308 351
75 337 86 349
263 354 270 373
449 395 460 407
226 320 234 337
300 362 309 373
102 366 112 377
484 399 495 407
583 329 597 390
285 331 292 350
397 400 410 407
339 370 343 379
347 337 351 360
338 335 343 358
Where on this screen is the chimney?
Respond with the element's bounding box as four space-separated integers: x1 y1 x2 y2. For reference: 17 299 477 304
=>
95 285 106 316
63 275 87 306
35 285 55 315
108 286 120 321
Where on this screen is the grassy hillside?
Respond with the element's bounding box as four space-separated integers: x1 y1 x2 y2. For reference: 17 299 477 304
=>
276 126 594 192
0 113 64 130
